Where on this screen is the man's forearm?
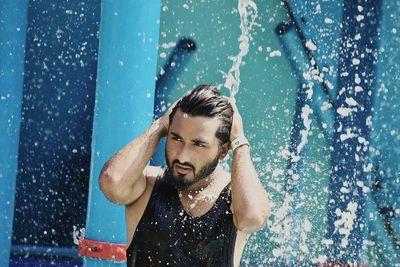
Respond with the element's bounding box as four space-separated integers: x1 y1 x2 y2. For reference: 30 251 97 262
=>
99 119 165 203
231 145 269 233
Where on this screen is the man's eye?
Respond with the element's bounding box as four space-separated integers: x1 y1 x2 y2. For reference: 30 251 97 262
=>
172 136 182 141
194 143 205 147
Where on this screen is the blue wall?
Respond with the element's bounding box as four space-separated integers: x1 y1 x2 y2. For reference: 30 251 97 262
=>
10 0 100 263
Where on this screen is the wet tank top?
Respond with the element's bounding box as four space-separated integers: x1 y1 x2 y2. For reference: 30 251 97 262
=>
126 167 237 267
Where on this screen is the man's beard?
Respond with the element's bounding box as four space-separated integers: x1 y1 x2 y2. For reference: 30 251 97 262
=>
165 151 220 191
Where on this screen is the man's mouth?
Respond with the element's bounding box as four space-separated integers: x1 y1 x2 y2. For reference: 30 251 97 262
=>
175 163 192 174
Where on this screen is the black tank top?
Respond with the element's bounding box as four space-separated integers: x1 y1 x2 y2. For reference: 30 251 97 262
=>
126 167 237 267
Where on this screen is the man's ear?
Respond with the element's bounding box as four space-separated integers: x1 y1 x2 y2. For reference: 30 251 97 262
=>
219 142 230 160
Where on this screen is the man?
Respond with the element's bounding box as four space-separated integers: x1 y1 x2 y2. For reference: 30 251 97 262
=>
99 85 269 266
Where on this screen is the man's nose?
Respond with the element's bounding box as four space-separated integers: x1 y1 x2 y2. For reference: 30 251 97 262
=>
176 145 192 164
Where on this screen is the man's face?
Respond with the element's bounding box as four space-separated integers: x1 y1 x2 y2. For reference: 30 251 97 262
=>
165 109 226 190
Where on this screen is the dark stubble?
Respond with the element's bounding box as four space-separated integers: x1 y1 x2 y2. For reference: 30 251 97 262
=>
165 150 220 191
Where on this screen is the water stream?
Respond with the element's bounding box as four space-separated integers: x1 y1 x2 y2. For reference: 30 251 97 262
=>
222 0 259 99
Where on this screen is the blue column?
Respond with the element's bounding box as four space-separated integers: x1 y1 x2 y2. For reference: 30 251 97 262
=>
0 1 28 266
325 0 382 263
274 1 342 263
84 0 161 266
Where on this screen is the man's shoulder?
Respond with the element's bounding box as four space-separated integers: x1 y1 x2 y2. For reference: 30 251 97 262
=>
144 165 165 180
125 166 164 209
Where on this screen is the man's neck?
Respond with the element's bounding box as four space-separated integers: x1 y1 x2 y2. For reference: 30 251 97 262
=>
180 166 222 197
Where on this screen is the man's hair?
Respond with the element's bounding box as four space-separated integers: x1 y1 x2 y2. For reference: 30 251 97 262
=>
169 84 233 145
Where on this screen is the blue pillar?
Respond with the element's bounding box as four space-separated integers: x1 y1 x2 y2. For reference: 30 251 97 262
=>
277 22 318 263
325 0 382 263
0 1 28 266
84 0 161 266
275 1 342 263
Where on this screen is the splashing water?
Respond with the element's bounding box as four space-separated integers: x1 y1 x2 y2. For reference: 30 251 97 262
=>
220 1 320 264
218 0 258 172
72 225 85 245
222 0 259 99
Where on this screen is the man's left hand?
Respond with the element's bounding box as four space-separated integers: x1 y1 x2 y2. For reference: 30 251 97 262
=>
226 97 245 142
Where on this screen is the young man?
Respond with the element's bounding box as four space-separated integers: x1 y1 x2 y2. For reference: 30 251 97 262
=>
99 85 269 266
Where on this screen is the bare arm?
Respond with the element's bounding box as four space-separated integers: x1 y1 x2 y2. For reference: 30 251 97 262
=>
99 118 167 205
228 99 270 233
231 145 269 233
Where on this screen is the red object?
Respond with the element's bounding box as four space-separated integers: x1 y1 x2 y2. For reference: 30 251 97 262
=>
78 238 127 261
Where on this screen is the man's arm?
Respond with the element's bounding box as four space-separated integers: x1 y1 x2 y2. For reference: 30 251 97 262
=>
228 99 270 233
99 117 167 205
231 145 269 233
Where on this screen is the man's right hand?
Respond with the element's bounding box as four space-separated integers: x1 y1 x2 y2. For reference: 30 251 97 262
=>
100 101 178 205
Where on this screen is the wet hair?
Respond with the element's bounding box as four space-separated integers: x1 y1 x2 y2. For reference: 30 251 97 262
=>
169 84 233 145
